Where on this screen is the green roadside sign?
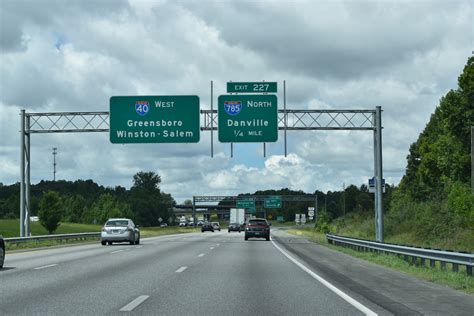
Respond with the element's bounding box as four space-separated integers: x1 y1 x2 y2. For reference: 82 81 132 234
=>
218 94 278 143
227 82 277 93
264 196 282 208
110 95 200 144
236 199 255 209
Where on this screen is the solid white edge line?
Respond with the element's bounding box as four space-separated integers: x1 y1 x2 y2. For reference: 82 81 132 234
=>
175 266 187 273
120 295 150 312
34 264 57 270
271 240 377 316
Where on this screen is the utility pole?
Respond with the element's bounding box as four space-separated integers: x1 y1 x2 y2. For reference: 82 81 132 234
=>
53 147 57 181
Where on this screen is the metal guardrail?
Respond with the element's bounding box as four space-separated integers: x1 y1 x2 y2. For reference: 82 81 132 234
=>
5 232 100 244
326 233 473 276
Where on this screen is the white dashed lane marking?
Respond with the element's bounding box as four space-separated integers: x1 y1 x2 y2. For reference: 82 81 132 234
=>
175 266 187 273
120 295 150 312
34 264 57 270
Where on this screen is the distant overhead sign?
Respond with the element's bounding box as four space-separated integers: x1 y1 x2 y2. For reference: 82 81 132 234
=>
264 196 282 208
218 94 278 143
227 82 277 93
236 199 255 209
110 95 200 144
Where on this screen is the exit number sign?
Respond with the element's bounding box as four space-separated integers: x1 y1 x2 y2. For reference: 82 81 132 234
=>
227 82 277 93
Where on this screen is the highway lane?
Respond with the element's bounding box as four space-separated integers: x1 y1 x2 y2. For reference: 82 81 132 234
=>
1 231 367 315
1 229 473 315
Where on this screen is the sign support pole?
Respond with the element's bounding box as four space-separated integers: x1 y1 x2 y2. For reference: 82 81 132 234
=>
25 115 31 236
284 80 287 157
20 110 26 237
211 81 214 158
375 106 384 242
192 196 196 227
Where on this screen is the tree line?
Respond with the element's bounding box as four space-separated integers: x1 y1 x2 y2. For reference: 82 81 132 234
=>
1 176 388 233
385 56 474 242
0 171 175 233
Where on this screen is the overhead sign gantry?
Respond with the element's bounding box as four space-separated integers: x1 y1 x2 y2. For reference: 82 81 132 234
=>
18 80 384 242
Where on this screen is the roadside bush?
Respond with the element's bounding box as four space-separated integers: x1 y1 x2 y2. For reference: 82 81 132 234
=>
314 210 332 233
444 181 474 229
38 191 63 234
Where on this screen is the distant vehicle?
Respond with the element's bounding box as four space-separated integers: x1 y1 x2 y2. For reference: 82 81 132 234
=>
101 218 140 246
211 222 221 231
197 220 204 226
178 221 186 227
244 218 270 241
187 221 196 227
201 222 214 232
0 235 5 269
160 223 168 228
228 223 241 233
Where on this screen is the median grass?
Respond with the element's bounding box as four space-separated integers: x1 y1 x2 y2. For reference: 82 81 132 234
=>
287 228 474 294
1 219 195 251
0 219 102 238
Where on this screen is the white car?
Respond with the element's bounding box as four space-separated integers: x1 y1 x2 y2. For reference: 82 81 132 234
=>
101 218 140 246
211 222 221 231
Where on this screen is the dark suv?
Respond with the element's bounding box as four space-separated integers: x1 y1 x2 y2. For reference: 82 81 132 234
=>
0 235 5 268
201 222 214 232
244 219 270 241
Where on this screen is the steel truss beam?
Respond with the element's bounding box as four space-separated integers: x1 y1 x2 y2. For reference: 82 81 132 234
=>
26 111 109 133
19 108 383 242
25 109 375 133
193 195 317 203
201 109 376 131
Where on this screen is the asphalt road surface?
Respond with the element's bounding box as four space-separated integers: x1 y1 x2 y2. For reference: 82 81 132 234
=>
1 228 473 315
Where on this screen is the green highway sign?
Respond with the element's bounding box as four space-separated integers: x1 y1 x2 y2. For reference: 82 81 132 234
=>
227 82 277 93
218 94 278 143
236 199 255 209
264 196 282 208
110 96 200 144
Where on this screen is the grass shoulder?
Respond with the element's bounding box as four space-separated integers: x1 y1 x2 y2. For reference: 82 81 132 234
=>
286 227 474 295
2 220 194 251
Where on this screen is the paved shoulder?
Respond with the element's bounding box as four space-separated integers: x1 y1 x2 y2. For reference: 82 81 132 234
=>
271 229 474 316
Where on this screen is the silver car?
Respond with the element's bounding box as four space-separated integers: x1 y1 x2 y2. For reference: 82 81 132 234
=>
101 218 140 246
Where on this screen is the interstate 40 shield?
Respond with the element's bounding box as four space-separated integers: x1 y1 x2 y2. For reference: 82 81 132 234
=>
218 94 278 143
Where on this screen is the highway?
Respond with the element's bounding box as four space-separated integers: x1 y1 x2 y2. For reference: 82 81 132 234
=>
1 228 473 315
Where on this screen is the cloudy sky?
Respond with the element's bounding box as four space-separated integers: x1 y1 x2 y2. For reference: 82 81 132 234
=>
1 0 472 203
